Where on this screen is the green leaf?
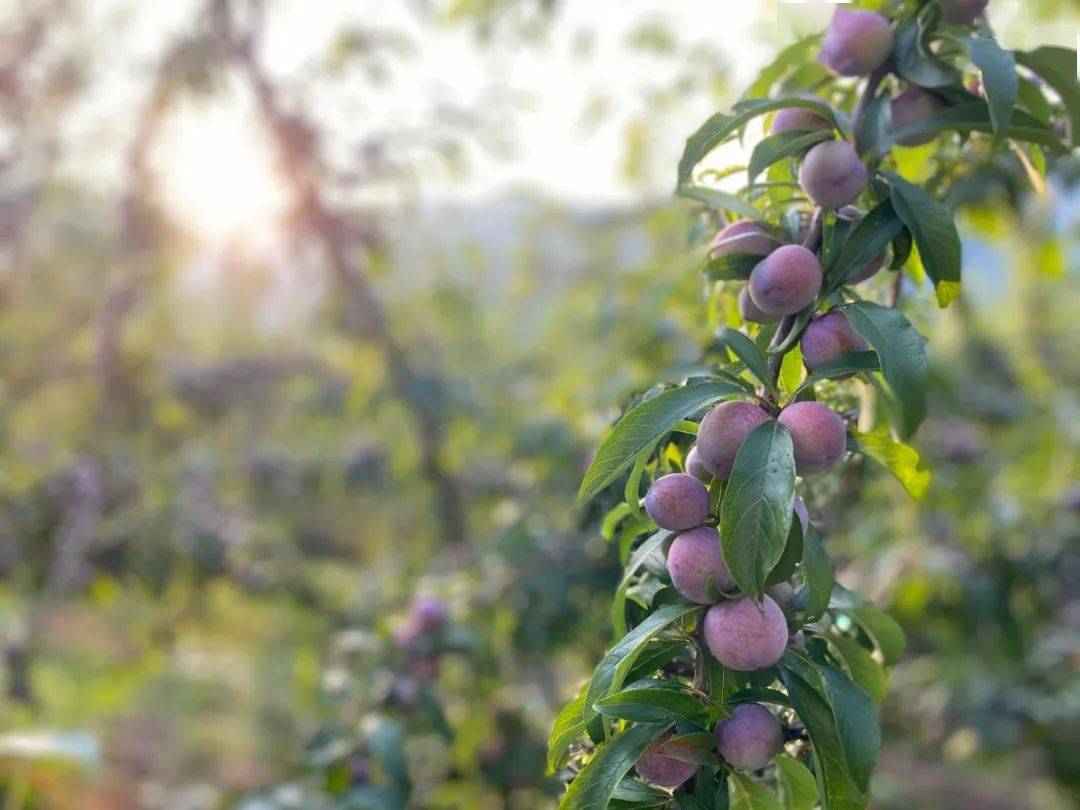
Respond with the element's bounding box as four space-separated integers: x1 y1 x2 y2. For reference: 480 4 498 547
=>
594 679 710 725
748 130 834 184
704 252 762 282
827 634 888 705
679 185 763 221
775 753 820 810
881 102 1059 153
584 602 700 733
854 89 891 157
967 36 1017 137
798 527 833 624
624 638 690 684
852 428 931 500
729 773 783 810
793 352 880 397
837 301 928 439
777 346 804 399
779 656 867 810
1015 47 1080 147
719 421 796 600
829 587 906 665
1015 76 1054 124
744 35 821 99
548 685 589 773
766 512 803 587
580 381 746 502
719 327 773 394
677 98 839 187
824 201 903 296
884 172 962 309
813 658 880 792
602 503 633 541
766 307 813 355
660 731 721 766
894 19 959 89
560 723 667 810
612 530 674 639
611 777 672 807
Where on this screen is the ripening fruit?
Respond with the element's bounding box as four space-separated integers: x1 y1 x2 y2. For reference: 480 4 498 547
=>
1054 116 1069 141
891 87 946 147
667 526 734 604
410 596 449 632
940 0 989 25
778 401 847 474
799 140 869 210
837 206 886 283
711 220 779 257
748 244 823 315
739 286 781 324
766 581 796 609
794 494 809 535
697 401 772 479
645 473 711 531
635 730 698 789
715 703 784 771
800 310 871 373
684 446 712 482
818 7 894 77
770 102 834 136
703 595 789 671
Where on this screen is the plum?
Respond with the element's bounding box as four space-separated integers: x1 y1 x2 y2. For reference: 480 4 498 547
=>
645 473 711 531
940 0 989 24
410 596 449 632
667 526 734 604
766 581 796 609
778 402 847 474
715 703 783 771
891 87 946 147
770 102 834 136
818 8 894 77
696 401 772 479
800 310 871 373
739 286 781 324
711 220 779 257
748 244 823 315
703 595 789 671
684 445 713 482
635 730 698 789
799 140 868 210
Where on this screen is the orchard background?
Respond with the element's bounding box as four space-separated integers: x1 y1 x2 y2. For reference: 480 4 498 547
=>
0 1 1076 809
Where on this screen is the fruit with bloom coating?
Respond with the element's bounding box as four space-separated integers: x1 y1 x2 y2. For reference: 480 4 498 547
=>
770 102 833 136
799 140 869 210
766 581 796 609
703 595 789 671
818 8 894 77
635 730 698 788
715 703 783 771
748 245 823 316
800 310 871 373
696 401 772 479
410 596 449 632
739 286 781 324
940 0 989 25
711 220 779 257
645 473 711 531
778 402 847 474
684 445 712 482
891 88 946 147
667 526 734 603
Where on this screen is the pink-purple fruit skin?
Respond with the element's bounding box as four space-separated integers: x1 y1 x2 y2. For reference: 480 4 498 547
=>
749 245 823 316
635 731 698 789
794 495 809 535
715 703 784 771
766 581 796 608
684 446 712 482
739 286 781 325
703 595 789 671
696 401 772 480
711 220 779 257
800 310 871 373
818 8 894 77
411 596 449 632
837 207 886 283
778 402 847 474
645 473 711 531
891 88 946 147
667 526 734 604
799 140 869 210
940 0 989 24
770 104 833 136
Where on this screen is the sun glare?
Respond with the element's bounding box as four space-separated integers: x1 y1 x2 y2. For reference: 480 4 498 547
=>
152 102 289 240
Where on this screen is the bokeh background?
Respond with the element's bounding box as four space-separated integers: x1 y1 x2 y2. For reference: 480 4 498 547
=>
0 1 1077 808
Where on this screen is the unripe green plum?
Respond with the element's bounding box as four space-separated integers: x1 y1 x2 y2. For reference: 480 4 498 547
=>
837 207 885 283
667 526 734 604
800 310 870 373
711 220 779 257
748 245 823 315
799 140 868 210
770 102 833 136
818 8 894 77
766 581 795 609
891 88 946 147
684 445 712 482
635 730 698 789
739 286 781 324
696 401 772 479
645 473 711 531
715 703 783 771
778 402 847 474
703 595 789 671
940 0 989 24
